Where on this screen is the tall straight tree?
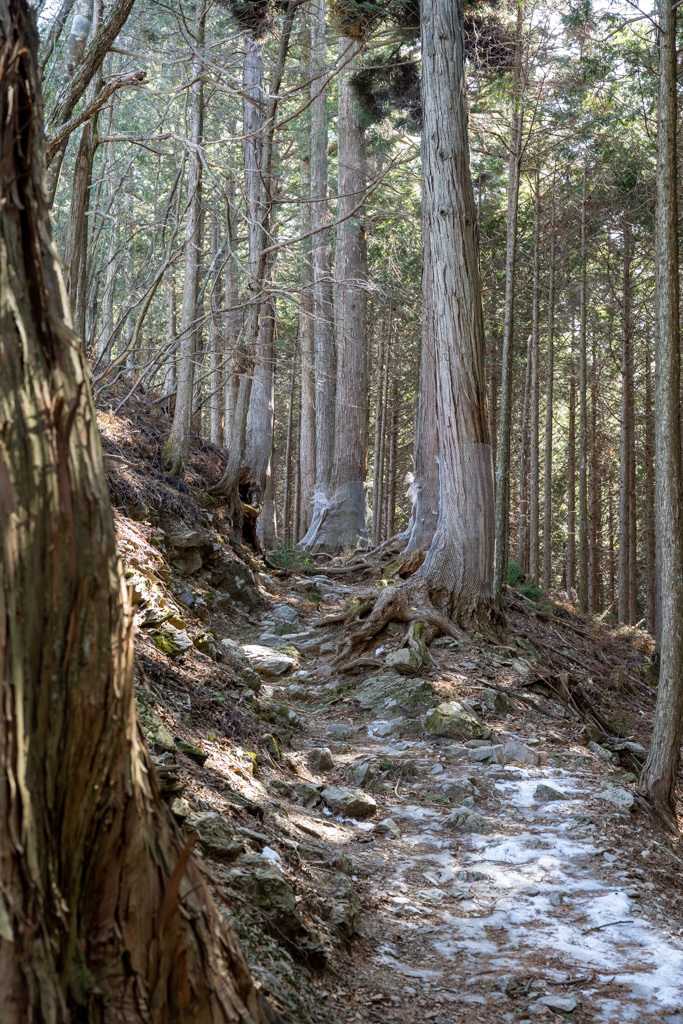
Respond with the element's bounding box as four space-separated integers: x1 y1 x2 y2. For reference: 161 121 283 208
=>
577 161 589 612
309 36 369 550
300 0 336 545
0 3 279 1017
351 0 495 637
638 0 683 827
543 177 556 590
528 172 541 582
493 0 525 603
165 0 206 475
618 219 634 623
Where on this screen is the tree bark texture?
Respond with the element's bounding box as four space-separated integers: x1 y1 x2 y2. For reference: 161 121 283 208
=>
411 0 494 620
298 154 316 537
578 163 589 612
0 5 277 1019
542 183 555 591
311 37 369 551
528 174 540 583
618 219 634 624
166 0 205 475
638 0 683 826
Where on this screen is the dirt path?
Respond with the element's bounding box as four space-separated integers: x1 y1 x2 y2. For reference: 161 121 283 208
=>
246 577 683 1024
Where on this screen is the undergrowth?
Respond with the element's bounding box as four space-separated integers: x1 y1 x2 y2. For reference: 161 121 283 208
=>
507 558 543 603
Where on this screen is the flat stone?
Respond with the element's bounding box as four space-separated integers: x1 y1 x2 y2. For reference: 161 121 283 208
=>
353 672 438 714
599 784 634 810
272 603 299 624
424 701 483 740
446 806 492 833
468 744 505 764
187 811 244 861
503 738 540 765
373 817 401 839
374 716 423 739
309 747 334 770
529 993 579 1013
385 647 421 676
321 785 377 819
240 644 297 676
535 782 568 803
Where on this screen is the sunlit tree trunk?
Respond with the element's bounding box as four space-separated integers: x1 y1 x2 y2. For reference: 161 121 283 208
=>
578 162 589 612
618 219 633 623
298 154 316 536
644 335 656 633
165 0 205 474
566 315 576 596
543 181 556 591
528 173 541 582
638 0 683 826
0 6 277 1018
493 0 525 602
516 332 532 570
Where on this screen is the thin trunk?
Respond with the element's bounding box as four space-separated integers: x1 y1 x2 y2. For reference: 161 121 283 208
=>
578 162 589 612
543 179 556 591
567 316 576 596
386 377 399 541
371 330 385 547
589 334 601 612
644 335 656 633
210 210 225 445
223 170 240 448
283 348 298 544
493 0 525 602
165 0 205 474
528 173 541 582
618 220 633 623
639 0 683 826
516 332 532 570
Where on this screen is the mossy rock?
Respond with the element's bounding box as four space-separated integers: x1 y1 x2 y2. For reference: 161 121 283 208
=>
150 626 193 658
135 688 175 753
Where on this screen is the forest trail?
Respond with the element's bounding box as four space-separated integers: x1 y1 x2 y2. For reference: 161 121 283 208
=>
240 574 683 1024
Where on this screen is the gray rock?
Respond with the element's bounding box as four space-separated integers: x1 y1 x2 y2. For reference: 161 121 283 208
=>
272 603 299 625
441 778 475 802
374 716 423 739
187 811 244 861
424 701 483 740
321 786 377 819
291 781 321 807
353 672 438 714
496 973 524 995
347 762 374 787
170 797 190 820
482 688 516 714
331 872 360 937
446 806 492 833
373 817 401 839
231 855 301 937
150 627 193 658
468 744 505 764
309 747 334 770
448 744 470 760
165 527 210 550
465 739 493 748
588 741 620 764
325 723 356 740
535 782 568 803
599 784 634 810
212 558 258 608
503 738 540 766
240 644 297 676
529 994 579 1013
385 647 421 676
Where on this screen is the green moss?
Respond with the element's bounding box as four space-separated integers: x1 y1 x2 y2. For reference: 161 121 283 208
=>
245 750 259 775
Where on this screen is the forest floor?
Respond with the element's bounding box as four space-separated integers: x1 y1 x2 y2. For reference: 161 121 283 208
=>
102 394 683 1024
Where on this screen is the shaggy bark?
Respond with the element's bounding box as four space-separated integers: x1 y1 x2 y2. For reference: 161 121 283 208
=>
0 5 278 1019
638 0 683 827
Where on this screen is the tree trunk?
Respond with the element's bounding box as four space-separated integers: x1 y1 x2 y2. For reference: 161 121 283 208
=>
528 172 541 582
385 377 399 541
411 0 494 621
566 316 576 596
589 333 602 612
578 162 589 613
310 36 369 551
618 219 633 623
242 293 277 508
516 332 532 570
638 0 683 826
298 154 316 536
542 180 556 591
283 347 298 543
210 210 225 445
0 6 277 1019
493 0 525 602
165 0 205 475
223 169 240 448
301 0 336 543
371 327 385 547
644 334 656 633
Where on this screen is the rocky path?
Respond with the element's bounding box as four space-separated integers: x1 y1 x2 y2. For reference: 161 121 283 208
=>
240 577 683 1024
